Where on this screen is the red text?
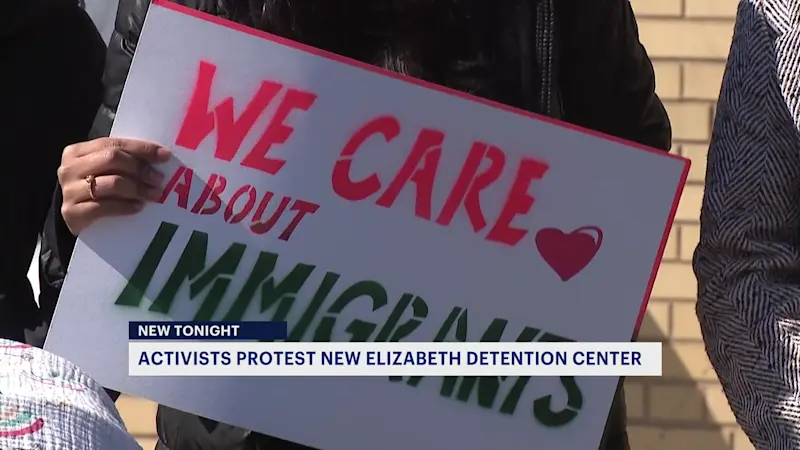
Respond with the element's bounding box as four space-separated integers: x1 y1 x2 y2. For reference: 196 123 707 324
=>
332 115 549 246
158 165 319 241
175 61 317 175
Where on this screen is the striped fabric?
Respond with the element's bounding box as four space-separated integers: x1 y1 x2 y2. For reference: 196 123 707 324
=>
693 0 800 448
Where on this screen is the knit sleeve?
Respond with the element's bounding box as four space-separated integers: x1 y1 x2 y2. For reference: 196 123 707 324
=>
694 1 800 448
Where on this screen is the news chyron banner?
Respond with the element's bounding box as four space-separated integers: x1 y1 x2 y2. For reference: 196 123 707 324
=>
44 1 687 450
129 321 662 377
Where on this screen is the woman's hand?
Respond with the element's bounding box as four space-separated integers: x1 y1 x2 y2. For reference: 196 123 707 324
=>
58 137 171 235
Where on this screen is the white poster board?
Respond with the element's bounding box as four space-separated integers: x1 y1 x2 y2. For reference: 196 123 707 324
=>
45 2 690 449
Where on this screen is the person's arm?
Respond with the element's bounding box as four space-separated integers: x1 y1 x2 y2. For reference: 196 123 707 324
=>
693 2 800 448
90 0 151 139
556 0 671 151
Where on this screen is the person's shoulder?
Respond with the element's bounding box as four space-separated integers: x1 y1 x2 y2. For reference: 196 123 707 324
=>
114 0 151 39
115 0 225 38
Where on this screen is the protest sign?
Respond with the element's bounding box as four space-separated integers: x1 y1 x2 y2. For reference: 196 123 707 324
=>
44 1 690 449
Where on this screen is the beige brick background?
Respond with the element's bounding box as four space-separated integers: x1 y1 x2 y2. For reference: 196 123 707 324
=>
116 0 743 448
625 0 743 449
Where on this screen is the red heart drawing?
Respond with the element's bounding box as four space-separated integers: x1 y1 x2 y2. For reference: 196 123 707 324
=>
535 226 603 281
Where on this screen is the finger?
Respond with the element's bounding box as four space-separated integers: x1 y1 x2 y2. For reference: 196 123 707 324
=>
65 175 162 204
65 146 166 187
65 137 171 163
62 200 144 233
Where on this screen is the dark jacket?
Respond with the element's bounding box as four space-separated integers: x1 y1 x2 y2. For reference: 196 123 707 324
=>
40 0 668 448
3 0 73 37
0 0 104 344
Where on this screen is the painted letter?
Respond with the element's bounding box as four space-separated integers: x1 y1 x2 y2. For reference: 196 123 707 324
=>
241 88 318 174
486 157 549 246
436 143 505 231
375 128 443 220
157 166 193 209
278 199 320 241
175 61 283 161
313 281 388 342
223 252 315 330
332 116 400 201
149 230 247 319
115 222 179 308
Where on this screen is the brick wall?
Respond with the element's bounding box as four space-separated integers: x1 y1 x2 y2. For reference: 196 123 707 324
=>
117 2 745 449
627 0 746 449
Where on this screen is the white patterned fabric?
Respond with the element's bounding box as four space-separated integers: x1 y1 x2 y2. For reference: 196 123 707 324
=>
694 0 800 449
0 339 141 450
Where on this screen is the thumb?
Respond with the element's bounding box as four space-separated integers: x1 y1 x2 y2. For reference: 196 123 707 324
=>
116 139 172 163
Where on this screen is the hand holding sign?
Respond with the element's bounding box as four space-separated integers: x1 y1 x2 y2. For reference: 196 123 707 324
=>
58 137 171 235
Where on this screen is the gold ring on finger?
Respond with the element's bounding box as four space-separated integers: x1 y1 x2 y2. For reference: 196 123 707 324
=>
85 175 97 201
